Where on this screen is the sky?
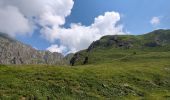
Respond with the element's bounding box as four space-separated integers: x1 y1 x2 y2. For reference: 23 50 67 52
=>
0 0 169 55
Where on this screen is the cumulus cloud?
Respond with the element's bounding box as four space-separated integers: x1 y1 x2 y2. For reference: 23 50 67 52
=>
0 5 31 37
46 44 67 54
44 12 125 54
0 0 74 36
150 17 160 26
0 0 125 54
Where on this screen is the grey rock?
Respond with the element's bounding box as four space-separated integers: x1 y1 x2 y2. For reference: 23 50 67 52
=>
64 53 74 64
0 33 66 65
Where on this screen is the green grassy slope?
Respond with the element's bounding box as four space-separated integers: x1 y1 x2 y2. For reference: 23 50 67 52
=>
71 29 170 65
1 29 170 99
1 51 170 100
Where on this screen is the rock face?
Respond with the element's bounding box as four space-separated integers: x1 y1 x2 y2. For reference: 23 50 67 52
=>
64 53 74 65
87 35 134 52
0 33 65 65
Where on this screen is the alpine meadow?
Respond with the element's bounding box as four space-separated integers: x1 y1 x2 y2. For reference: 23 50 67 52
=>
0 0 170 100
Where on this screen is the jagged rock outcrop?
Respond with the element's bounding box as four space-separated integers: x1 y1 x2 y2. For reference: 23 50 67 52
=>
87 35 135 52
0 33 66 65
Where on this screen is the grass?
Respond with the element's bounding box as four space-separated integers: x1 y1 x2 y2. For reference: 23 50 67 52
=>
1 51 170 100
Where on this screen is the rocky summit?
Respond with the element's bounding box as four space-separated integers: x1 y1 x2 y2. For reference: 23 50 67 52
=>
0 33 66 65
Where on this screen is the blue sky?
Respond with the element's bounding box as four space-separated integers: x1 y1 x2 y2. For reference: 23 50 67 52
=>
0 0 169 54
66 0 170 33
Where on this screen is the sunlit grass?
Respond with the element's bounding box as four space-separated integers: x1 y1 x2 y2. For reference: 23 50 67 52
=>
0 51 170 99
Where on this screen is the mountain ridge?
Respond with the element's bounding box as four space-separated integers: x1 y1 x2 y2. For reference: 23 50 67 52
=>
0 32 67 65
70 29 170 66
1 29 170 65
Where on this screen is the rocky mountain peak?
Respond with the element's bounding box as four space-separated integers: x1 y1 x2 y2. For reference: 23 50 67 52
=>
0 33 67 65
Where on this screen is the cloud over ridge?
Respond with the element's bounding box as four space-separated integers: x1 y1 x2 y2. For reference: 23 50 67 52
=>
0 0 125 54
150 17 160 26
43 12 125 54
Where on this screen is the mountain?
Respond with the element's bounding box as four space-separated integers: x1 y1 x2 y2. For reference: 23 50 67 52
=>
70 29 170 65
0 33 66 65
1 30 170 99
1 29 170 65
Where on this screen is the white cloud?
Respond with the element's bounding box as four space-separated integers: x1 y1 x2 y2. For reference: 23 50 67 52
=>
0 0 125 54
150 17 160 26
47 44 67 54
0 0 74 36
0 5 31 37
43 12 125 54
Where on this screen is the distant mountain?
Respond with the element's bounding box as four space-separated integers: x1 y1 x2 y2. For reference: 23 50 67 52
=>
0 33 66 65
70 29 170 65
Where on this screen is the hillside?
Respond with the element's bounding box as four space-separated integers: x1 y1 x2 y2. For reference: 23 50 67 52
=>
1 54 170 99
0 29 170 99
70 29 170 65
0 33 66 65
